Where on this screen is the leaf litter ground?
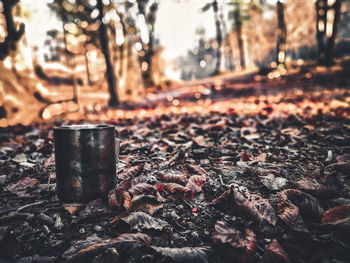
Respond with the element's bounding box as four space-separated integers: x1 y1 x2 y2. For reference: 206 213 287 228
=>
0 81 350 262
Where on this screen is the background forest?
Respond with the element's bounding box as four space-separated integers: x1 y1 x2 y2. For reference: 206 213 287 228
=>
0 0 349 125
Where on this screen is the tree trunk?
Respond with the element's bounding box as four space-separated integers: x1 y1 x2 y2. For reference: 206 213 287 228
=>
0 0 25 60
97 0 119 106
234 2 246 70
84 45 93 86
62 21 79 104
324 0 342 65
316 0 327 62
276 0 287 67
212 0 222 75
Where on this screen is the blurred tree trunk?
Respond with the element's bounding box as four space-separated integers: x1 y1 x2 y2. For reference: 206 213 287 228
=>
324 0 342 65
62 21 79 103
212 0 222 75
0 0 25 60
234 1 246 70
97 0 119 106
276 0 286 67
316 0 342 65
84 44 93 86
136 1 158 90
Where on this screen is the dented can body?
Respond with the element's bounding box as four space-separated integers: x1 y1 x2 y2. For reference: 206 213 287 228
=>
54 125 116 203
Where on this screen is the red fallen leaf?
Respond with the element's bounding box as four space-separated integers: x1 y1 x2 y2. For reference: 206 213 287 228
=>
213 221 256 263
185 164 209 178
158 183 194 201
321 204 350 231
5 177 38 197
117 164 144 180
241 153 251 162
186 175 207 193
108 179 133 210
211 185 277 227
128 183 156 197
263 239 291 263
160 172 187 185
156 183 164 192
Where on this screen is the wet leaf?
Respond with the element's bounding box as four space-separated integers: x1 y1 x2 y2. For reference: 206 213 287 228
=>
157 183 194 201
211 185 277 226
263 239 291 263
186 175 207 193
213 221 256 263
152 246 210 263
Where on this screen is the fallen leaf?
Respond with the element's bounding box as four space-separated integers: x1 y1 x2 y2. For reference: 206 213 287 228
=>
118 212 168 232
213 221 256 263
152 246 210 263
186 175 207 193
211 185 277 226
5 177 38 197
261 174 287 191
263 239 291 263
157 183 194 201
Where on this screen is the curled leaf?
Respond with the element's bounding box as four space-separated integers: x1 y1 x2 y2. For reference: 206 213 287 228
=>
117 164 144 180
280 189 323 224
128 183 156 196
263 239 291 263
185 164 209 178
108 179 133 210
213 221 256 263
131 194 164 214
186 175 207 193
210 185 277 226
157 183 194 201
160 172 187 185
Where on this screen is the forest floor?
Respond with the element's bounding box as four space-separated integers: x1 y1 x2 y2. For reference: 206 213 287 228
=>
0 63 350 262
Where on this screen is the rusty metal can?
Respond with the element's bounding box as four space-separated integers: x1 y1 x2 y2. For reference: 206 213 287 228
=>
54 124 118 203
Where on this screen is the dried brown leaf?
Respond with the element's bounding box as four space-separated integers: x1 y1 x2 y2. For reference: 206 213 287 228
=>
213 221 256 263
157 183 194 201
211 185 277 226
263 239 291 263
186 175 207 193
160 172 187 185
